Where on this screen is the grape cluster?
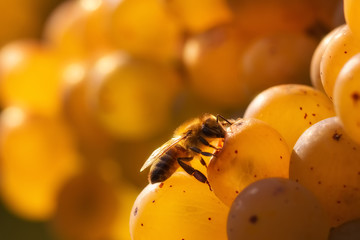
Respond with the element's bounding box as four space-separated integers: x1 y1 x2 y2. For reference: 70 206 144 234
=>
131 1 360 240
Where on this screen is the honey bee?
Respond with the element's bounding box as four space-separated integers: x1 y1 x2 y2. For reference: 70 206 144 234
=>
140 113 233 188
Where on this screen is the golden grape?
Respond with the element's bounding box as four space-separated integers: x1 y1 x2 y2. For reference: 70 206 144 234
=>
0 40 65 116
344 0 360 40
207 118 290 206
0 107 81 220
290 117 360 227
310 26 341 92
227 178 330 240
333 53 360 145
52 171 119 240
88 52 182 140
244 84 335 149
320 24 360 100
130 172 229 240
163 0 233 33
241 32 317 93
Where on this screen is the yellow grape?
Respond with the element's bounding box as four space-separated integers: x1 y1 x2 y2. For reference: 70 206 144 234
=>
61 62 114 160
329 218 360 240
129 172 229 240
227 178 330 240
289 117 360 227
320 24 360 100
0 107 81 220
230 0 316 35
0 40 65 116
310 26 341 92
44 0 116 62
344 0 360 40
207 118 290 207
163 0 233 33
333 53 360 145
241 32 317 94
244 84 335 149
52 171 119 240
109 0 182 62
88 52 182 140
183 24 251 108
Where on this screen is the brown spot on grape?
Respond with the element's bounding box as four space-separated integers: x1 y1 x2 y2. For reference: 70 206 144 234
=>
318 181 322 184
170 185 173 187
254 174 257 178
343 185 347 188
235 190 239 194
310 167 314 170
295 179 299 182
312 113 316 116
299 107 303 110
234 150 238 154
304 113 308 119
317 104 320 107
159 182 164 188
152 200 155 203
333 132 342 141
309 121 312 125
249 215 258 224
141 223 144 226
217 168 220 172
134 207 138 216
208 217 212 221
352 92 360 104
344 51 348 54
337 200 341 204
280 156 283 159
273 186 285 195
183 190 186 193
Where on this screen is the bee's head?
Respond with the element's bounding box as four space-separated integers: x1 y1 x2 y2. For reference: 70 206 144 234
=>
201 115 226 138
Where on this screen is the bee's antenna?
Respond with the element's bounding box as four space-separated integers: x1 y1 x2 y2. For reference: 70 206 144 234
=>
216 114 233 126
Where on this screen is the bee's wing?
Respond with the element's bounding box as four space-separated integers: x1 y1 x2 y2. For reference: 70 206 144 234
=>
140 135 186 172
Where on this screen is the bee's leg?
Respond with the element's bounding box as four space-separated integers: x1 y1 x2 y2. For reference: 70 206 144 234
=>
198 135 220 150
189 146 215 157
200 157 208 168
177 159 212 191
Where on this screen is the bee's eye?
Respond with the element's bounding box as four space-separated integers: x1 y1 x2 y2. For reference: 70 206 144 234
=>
202 124 225 138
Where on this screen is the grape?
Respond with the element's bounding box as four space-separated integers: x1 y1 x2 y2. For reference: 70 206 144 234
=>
227 178 330 240
109 0 182 62
43 0 116 62
230 0 316 35
289 117 360 227
61 62 114 160
87 52 182 140
183 24 251 108
0 40 65 116
52 171 119 240
329 218 360 240
0 107 80 220
163 0 233 33
320 24 360 100
333 53 360 145
129 172 229 240
310 26 341 92
241 32 317 94
207 118 290 206
344 0 360 40
244 84 335 149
